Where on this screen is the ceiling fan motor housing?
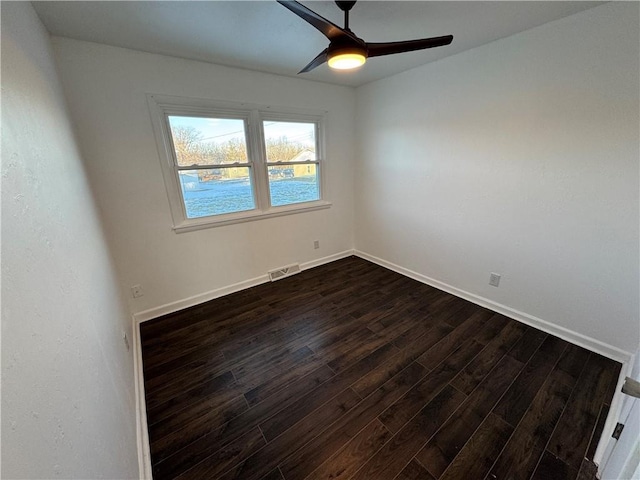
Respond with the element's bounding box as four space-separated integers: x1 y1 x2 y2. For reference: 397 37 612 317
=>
277 0 453 73
327 37 367 59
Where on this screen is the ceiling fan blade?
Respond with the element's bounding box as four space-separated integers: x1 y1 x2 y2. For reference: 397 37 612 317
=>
276 0 356 42
367 35 453 58
299 48 328 73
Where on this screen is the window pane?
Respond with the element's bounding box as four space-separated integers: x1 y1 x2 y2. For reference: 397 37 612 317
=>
268 164 319 207
168 116 248 167
263 121 316 162
179 168 255 218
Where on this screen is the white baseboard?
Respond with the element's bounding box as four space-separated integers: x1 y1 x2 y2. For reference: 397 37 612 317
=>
354 250 632 364
132 249 355 324
131 249 354 476
133 275 269 324
354 249 635 477
132 316 152 479
299 250 356 271
132 247 631 478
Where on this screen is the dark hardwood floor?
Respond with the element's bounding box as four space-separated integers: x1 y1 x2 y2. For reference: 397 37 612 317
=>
140 256 621 480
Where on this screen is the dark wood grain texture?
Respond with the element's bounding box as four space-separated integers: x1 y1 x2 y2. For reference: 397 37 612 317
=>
397 460 437 480
140 256 621 480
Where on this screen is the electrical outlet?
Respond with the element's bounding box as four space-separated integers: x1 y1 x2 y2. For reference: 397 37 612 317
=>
122 332 130 351
131 284 143 298
314 240 320 249
489 273 501 287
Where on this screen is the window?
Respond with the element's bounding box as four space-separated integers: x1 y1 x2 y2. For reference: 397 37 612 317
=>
148 95 329 232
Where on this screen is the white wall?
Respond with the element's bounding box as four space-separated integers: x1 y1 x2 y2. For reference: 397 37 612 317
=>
50 38 356 316
355 2 639 355
1 3 139 478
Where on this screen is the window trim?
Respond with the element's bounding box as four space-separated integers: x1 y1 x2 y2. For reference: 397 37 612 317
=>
147 94 331 232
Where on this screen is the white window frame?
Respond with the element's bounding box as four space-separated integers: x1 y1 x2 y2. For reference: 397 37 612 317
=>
147 94 330 233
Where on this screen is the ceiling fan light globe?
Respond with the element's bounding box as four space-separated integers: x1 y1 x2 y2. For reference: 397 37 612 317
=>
328 52 366 70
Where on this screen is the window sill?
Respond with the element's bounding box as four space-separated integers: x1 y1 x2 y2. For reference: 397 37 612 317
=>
172 200 332 233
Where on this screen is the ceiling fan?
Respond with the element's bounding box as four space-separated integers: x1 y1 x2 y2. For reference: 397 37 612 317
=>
277 0 453 73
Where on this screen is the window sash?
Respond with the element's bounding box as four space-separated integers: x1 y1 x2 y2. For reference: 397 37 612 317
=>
177 166 257 219
165 114 253 169
176 163 252 170
148 94 329 231
265 161 319 166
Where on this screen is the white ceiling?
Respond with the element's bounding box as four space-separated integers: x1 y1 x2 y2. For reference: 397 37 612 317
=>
32 1 604 87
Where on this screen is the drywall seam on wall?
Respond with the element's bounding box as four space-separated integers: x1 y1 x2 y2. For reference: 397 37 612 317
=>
355 250 632 364
133 250 355 323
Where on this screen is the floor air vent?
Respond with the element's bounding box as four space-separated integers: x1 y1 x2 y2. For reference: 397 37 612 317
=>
268 263 301 282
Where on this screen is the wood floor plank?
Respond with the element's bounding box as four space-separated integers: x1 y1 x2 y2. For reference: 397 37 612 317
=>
143 312 280 379
379 339 483 434
576 457 598 480
351 323 452 399
352 385 465 480
217 389 362 480
143 343 230 384
324 328 384 372
144 350 227 395
152 359 341 479
140 289 263 343
303 419 392 480
493 335 568 427
244 362 334 407
439 413 513 480
531 451 579 480
220 321 306 367
554 344 590 386
279 362 428 480
396 460 436 480
261 468 285 480
146 370 240 425
507 327 548 363
415 310 500 370
142 306 274 368
305 315 364 354
586 403 610 460
142 300 271 353
171 427 266 480
149 395 248 463
392 320 435 350
221 307 336 362
449 320 527 395
487 369 574 480
430 296 484 328
546 353 619 470
415 355 524 478
260 341 400 442
327 331 400 373
140 257 621 480
367 308 423 343
232 345 318 392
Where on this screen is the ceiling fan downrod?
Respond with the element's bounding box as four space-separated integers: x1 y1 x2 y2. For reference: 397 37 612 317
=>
335 1 356 31
277 0 453 73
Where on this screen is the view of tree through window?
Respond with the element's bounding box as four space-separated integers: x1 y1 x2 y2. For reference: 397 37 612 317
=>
263 121 319 207
167 116 320 218
168 116 254 218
